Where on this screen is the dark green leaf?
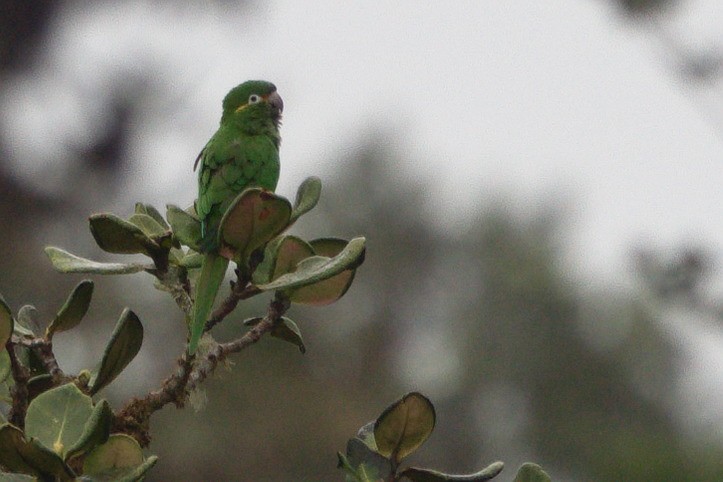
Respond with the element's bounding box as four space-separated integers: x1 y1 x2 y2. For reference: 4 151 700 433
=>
65 399 112 461
128 213 166 238
46 280 94 339
374 392 436 463
0 295 12 350
289 176 322 223
134 203 169 229
89 309 143 395
218 188 292 264
25 383 93 459
44 247 150 275
178 251 203 268
271 317 306 353
83 434 158 481
400 462 505 481
166 204 202 251
257 237 366 292
512 463 551 482
0 423 75 480
89 213 156 255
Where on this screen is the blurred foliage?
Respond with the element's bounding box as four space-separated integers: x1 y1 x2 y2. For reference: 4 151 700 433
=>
0 2 722 481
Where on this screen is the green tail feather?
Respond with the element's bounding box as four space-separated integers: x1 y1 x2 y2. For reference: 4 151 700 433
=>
189 252 229 355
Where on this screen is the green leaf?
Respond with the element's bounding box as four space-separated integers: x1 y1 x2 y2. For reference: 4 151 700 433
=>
25 383 93 459
243 316 305 352
83 434 158 482
166 204 202 251
128 213 166 238
134 203 169 229
0 349 10 383
355 421 378 451
252 235 315 285
0 472 37 481
0 295 12 351
257 237 366 292
89 213 158 255
400 462 505 482
178 251 204 269
44 247 150 275
342 437 393 482
89 309 143 395
289 176 322 223
46 280 94 339
288 238 359 305
513 463 551 482
271 317 306 353
218 188 292 264
16 306 41 338
65 399 112 461
374 392 436 463
0 424 74 480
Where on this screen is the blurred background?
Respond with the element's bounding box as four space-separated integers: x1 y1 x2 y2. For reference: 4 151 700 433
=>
1 0 722 480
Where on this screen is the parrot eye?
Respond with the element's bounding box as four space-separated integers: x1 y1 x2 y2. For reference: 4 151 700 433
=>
248 94 262 104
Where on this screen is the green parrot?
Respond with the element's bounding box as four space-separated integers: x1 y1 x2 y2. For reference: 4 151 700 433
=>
189 80 283 355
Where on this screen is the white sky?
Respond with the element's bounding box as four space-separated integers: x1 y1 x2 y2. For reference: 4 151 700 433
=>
1 0 722 427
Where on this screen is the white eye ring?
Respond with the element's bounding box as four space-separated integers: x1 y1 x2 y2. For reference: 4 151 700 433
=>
248 94 262 104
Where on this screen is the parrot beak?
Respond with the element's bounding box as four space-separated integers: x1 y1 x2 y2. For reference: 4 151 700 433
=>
267 91 283 117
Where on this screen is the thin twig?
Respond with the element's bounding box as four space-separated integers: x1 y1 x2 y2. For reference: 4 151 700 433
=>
204 272 262 332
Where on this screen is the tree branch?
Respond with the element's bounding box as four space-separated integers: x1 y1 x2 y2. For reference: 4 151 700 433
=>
6 340 30 428
114 294 289 447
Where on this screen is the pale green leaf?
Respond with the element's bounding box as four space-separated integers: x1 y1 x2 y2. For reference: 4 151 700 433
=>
44 247 150 275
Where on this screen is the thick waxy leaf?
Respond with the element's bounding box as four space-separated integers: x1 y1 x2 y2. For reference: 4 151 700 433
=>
89 213 156 255
0 424 74 480
166 204 202 251
16 305 40 337
374 392 436 463
257 237 366 292
128 213 166 238
289 176 322 223
0 473 37 480
253 235 315 285
89 309 144 395
46 280 94 339
83 434 158 481
339 434 395 482
65 399 112 461
400 462 505 482
134 203 169 229
45 247 149 275
289 238 358 305
0 295 12 351
243 316 306 353
272 317 306 353
513 463 551 482
219 189 291 263
178 252 204 268
25 383 93 459
344 437 392 479
355 421 377 450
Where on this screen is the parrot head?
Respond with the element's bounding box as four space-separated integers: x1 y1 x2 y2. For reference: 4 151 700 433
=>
220 80 283 127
